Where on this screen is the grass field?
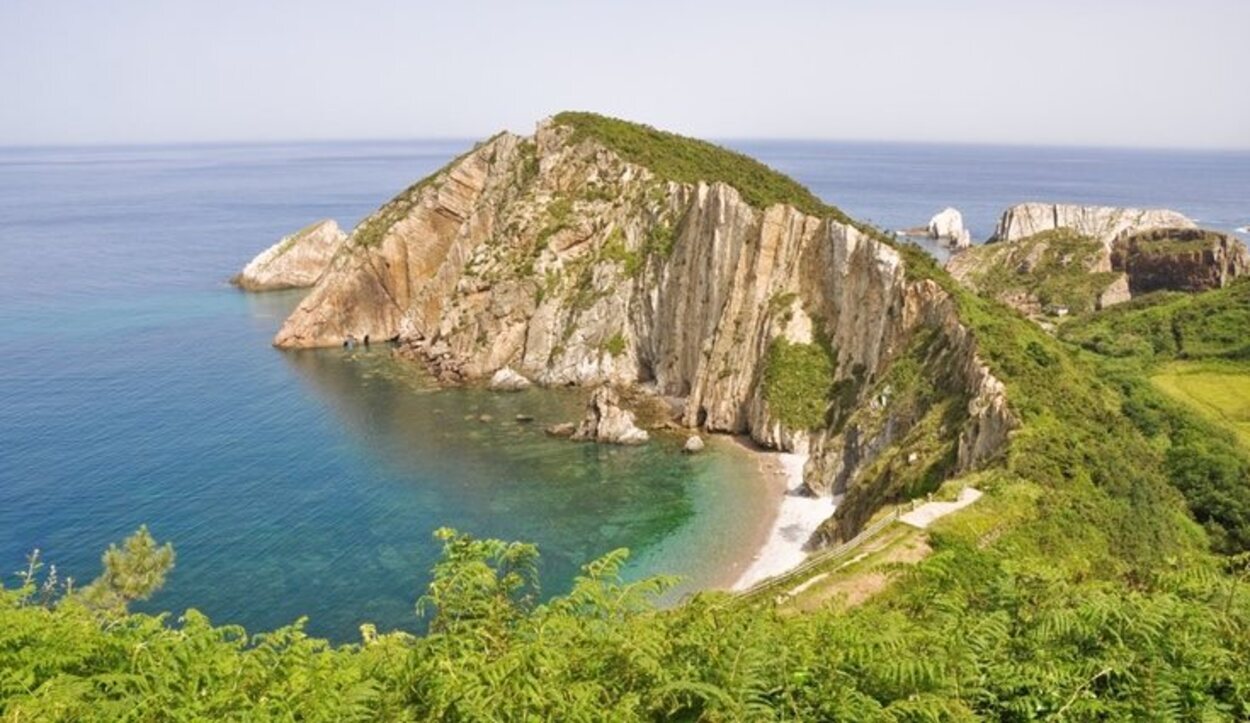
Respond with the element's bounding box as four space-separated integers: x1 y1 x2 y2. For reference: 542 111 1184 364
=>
1152 361 1250 451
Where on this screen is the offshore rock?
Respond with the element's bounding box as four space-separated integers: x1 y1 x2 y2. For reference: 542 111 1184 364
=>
683 435 705 453
233 220 346 291
927 207 971 249
572 386 649 445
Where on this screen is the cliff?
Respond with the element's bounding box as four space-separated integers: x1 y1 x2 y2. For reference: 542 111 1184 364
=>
232 220 346 291
262 112 1015 546
1111 228 1249 295
987 202 1196 246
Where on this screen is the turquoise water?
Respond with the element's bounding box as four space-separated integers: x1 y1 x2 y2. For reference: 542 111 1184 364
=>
2 138 1247 642
0 141 769 641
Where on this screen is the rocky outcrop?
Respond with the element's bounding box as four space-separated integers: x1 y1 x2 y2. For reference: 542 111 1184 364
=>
683 435 705 453
572 386 649 444
257 114 1016 547
988 203 1195 247
949 219 1250 318
927 208 971 249
1111 228 1249 295
233 220 346 291
488 367 532 391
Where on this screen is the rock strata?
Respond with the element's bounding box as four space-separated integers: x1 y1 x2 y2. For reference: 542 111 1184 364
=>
988 203 1195 246
572 386 650 445
233 220 346 291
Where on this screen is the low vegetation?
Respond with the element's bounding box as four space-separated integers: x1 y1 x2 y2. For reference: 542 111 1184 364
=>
554 112 848 222
960 229 1120 314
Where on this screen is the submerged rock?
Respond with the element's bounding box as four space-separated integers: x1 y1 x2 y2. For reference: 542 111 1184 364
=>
683 435 705 454
489 367 532 391
545 422 576 438
233 220 346 291
572 386 649 445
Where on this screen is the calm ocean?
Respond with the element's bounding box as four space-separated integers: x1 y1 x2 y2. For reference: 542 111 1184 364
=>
2 136 1247 641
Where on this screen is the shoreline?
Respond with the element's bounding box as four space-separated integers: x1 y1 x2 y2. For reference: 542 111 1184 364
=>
721 438 837 592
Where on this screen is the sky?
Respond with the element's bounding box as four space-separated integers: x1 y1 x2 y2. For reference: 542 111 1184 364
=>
1 0 1247 149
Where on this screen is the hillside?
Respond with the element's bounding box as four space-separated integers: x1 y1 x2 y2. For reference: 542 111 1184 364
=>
3 115 1249 720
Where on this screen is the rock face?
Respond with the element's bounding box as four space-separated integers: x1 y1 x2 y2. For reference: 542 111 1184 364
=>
232 220 346 291
988 202 1195 246
572 386 650 445
1111 228 1249 295
258 114 1016 546
488 367 532 391
927 208 971 249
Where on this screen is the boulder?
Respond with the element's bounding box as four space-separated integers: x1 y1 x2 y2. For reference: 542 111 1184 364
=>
571 386 650 445
489 367 532 391
233 220 346 291
682 435 705 454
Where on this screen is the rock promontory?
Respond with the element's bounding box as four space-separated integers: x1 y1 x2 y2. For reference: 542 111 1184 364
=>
232 220 346 291
251 112 1016 546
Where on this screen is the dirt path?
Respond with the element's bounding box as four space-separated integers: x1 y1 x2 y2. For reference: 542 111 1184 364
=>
899 487 982 528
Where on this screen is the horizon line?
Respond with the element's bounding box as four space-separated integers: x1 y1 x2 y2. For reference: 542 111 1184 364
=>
2 132 1248 156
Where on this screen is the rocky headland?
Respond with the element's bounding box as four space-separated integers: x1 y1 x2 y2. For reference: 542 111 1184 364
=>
242 112 1016 549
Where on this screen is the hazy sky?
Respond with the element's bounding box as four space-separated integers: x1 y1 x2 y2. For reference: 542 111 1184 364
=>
2 0 1247 148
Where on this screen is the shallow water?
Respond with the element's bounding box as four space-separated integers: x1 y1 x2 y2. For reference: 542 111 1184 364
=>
2 137 1246 642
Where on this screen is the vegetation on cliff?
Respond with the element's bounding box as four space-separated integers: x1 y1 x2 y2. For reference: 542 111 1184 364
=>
762 336 835 429
553 112 848 221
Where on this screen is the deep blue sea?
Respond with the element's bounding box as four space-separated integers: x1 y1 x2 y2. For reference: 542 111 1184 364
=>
2 137 1247 641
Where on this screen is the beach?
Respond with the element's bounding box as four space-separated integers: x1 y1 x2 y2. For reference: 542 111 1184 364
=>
724 440 838 591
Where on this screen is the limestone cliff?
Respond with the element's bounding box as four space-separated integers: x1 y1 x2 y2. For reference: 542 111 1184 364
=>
988 202 1196 246
262 113 1015 546
232 220 346 291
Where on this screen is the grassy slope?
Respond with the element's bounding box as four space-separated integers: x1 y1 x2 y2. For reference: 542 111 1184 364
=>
1061 278 1250 553
1153 361 1250 450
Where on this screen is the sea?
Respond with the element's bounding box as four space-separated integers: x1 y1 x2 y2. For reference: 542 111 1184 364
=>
2 136 1247 642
